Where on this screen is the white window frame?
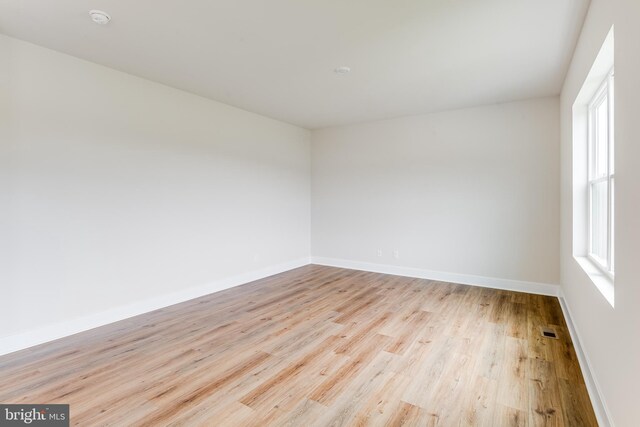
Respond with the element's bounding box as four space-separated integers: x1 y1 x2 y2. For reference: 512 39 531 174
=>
587 68 614 279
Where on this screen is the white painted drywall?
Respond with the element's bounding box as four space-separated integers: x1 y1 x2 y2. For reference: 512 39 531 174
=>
560 0 640 425
311 98 560 286
0 0 589 129
0 34 311 340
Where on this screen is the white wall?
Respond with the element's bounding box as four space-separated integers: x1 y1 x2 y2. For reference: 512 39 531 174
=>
560 0 640 425
0 34 311 343
312 98 560 286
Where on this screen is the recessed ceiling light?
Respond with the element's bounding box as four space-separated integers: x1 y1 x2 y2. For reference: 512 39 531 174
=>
334 66 351 74
89 10 111 25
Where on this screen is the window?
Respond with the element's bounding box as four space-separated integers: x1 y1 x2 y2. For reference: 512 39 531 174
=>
572 26 614 306
587 68 614 277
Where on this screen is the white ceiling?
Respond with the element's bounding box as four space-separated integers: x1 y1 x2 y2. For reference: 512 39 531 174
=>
0 0 589 129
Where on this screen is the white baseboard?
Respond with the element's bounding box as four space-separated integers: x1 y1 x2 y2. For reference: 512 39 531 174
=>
558 290 614 427
0 257 311 357
311 257 559 296
0 256 560 357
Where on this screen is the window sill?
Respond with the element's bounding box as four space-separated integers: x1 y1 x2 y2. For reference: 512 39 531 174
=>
574 256 615 307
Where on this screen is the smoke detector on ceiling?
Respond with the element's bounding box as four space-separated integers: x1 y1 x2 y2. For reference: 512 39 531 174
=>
89 10 111 25
334 66 351 74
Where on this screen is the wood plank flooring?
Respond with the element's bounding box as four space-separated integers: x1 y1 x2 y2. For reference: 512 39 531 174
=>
0 265 598 426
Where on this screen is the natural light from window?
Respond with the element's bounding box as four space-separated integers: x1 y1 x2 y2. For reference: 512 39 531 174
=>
588 69 614 277
572 26 615 307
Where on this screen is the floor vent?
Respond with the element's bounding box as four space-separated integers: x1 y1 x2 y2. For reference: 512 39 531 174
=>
541 327 558 339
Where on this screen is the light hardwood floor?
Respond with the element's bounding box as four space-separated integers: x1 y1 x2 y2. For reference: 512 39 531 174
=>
0 265 597 426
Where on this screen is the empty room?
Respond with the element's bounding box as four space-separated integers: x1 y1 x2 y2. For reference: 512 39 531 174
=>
1 0 638 426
